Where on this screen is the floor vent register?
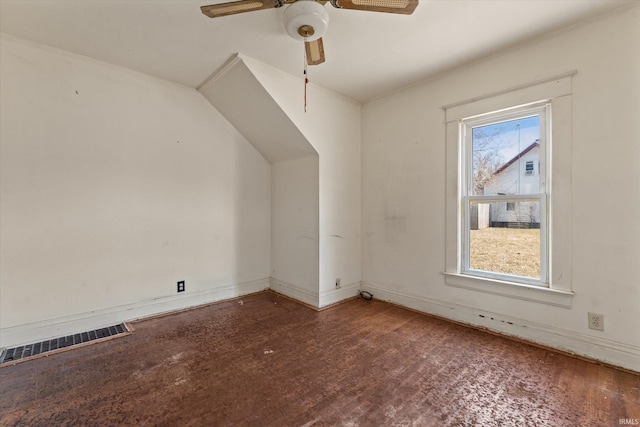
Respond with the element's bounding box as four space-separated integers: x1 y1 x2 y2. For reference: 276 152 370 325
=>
0 323 129 365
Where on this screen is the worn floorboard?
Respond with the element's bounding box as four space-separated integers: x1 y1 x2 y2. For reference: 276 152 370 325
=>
1 291 638 426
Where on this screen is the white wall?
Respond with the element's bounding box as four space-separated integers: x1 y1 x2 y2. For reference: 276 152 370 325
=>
197 57 329 307
0 36 271 347
361 8 640 370
271 156 320 306
245 58 362 306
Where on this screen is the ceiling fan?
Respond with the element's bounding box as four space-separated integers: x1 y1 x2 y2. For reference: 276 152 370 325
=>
201 0 419 66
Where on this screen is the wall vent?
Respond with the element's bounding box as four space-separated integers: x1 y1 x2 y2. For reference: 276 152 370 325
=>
0 323 129 365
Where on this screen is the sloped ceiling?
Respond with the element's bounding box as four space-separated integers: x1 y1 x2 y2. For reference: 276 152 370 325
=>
199 55 317 163
0 0 637 102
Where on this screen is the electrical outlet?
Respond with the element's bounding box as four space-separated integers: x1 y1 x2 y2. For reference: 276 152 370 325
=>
177 281 185 293
588 312 604 331
335 278 341 289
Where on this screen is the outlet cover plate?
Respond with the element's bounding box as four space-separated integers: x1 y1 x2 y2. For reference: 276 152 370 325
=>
588 312 604 331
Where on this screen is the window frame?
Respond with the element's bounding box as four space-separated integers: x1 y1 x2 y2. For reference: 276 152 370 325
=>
460 103 550 287
442 71 575 307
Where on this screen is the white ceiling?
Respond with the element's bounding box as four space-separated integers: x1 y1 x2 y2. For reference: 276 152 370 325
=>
0 0 637 102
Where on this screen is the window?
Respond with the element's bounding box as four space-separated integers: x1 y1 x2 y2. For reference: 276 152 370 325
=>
443 72 574 306
461 104 548 286
525 161 534 175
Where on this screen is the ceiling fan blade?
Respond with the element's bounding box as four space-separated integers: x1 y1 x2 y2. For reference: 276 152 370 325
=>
305 38 326 66
201 0 282 18
330 0 418 14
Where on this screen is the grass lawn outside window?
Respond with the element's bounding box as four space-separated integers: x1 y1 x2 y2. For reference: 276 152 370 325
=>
469 227 540 279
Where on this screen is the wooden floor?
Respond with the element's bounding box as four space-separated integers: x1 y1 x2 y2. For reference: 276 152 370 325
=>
1 291 638 426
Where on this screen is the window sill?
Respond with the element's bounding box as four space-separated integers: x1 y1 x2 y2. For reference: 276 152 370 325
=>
443 272 573 308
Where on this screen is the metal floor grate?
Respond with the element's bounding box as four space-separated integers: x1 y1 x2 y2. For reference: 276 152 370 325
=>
0 323 129 364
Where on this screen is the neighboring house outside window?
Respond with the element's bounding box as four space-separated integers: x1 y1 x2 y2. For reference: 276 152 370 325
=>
484 141 541 229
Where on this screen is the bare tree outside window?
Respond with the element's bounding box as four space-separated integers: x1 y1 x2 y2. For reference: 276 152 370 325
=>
471 127 510 195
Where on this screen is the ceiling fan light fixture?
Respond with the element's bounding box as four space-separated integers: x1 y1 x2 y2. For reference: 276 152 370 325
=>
283 0 329 41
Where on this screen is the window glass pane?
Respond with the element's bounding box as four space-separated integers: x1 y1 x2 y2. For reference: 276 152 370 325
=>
472 116 540 196
469 200 541 279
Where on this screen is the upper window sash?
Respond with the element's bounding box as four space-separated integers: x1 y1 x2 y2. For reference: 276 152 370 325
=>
462 103 549 199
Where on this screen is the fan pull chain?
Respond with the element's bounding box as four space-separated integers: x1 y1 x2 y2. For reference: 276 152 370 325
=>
304 68 308 113
303 41 309 113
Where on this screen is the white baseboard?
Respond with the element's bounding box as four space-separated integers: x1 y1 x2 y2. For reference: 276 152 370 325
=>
11 278 634 372
361 281 640 373
319 281 361 308
269 277 319 307
0 278 270 349
1 276 362 350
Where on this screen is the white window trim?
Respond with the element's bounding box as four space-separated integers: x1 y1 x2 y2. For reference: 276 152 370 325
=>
443 72 575 307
